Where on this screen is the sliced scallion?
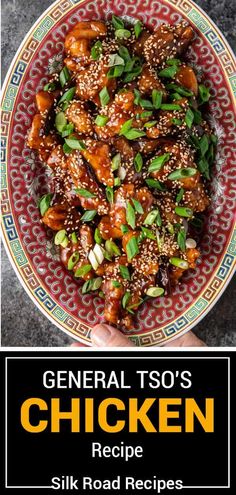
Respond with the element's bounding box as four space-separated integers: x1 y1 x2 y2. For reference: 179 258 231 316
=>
175 206 193 218
74 264 92 278
148 153 170 173
99 86 110 107
65 138 86 150
168 168 196 180
134 152 143 172
68 252 80 270
126 236 139 260
75 188 96 198
59 66 70 88
80 210 97 222
95 115 109 126
119 265 131 280
170 257 189 269
39 193 53 216
126 202 136 229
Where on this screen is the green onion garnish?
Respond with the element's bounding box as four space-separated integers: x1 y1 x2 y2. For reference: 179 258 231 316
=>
112 14 124 29
148 153 170 173
166 83 193 97
121 224 129 234
80 210 97 222
176 188 184 204
82 277 103 294
141 226 156 240
67 252 80 271
177 228 186 252
161 104 181 111
126 202 136 229
172 118 183 126
95 115 109 126
75 188 96 198
145 178 165 190
175 206 193 218
168 168 196 180
91 40 103 60
152 89 162 109
61 123 74 138
108 65 124 78
166 58 181 66
185 108 194 128
132 198 144 214
122 291 131 308
144 209 161 227
118 45 131 62
134 20 142 38
44 82 56 92
123 65 142 82
105 240 121 256
114 177 121 186
146 287 165 297
55 112 67 133
126 236 139 260
134 152 143 172
74 264 92 278
199 134 209 156
54 229 66 246
64 138 86 150
108 53 125 67
197 157 210 180
105 186 114 204
159 65 178 78
70 232 78 244
111 153 121 171
99 86 110 107
58 87 76 105
144 120 157 128
198 84 210 105
59 66 70 88
63 143 73 154
115 28 131 39
94 227 102 245
170 257 189 269
119 265 131 280
119 118 133 136
38 193 53 216
112 280 122 288
139 111 153 119
192 108 202 124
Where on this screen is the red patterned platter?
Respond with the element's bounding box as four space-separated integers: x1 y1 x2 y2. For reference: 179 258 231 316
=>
1 0 236 346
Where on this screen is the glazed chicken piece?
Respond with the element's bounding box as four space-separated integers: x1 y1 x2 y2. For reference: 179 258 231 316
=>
82 139 114 187
66 150 109 214
138 65 167 99
145 97 188 139
36 90 55 113
94 91 135 140
66 101 93 135
175 65 198 96
110 184 135 230
133 29 151 57
120 273 156 330
143 21 194 68
47 145 67 170
79 224 94 252
27 114 58 162
75 58 116 104
102 278 125 326
42 204 69 231
170 247 200 284
65 20 107 62
98 215 123 240
182 185 210 212
132 238 159 276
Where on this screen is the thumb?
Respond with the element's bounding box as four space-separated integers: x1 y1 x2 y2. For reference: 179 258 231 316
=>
91 324 135 347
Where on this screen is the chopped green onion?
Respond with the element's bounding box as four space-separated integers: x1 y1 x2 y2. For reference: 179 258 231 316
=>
68 252 80 270
112 280 122 288
199 84 211 104
175 206 193 218
168 167 196 180
148 153 170 173
58 87 76 105
99 86 110 107
95 115 109 126
75 188 96 198
146 287 165 297
119 118 133 136
65 138 86 150
111 153 121 170
139 98 153 109
126 236 139 260
123 128 146 140
70 232 78 244
170 257 189 269
199 134 209 156
99 291 105 298
166 58 181 66
177 228 186 251
44 82 56 92
132 198 144 214
59 66 70 88
55 112 67 133
119 265 131 280
190 216 203 230
167 223 175 235
159 65 178 78
94 228 102 245
210 134 218 145
144 209 161 227
144 120 157 128
105 240 121 256
108 65 124 78
145 178 165 191
123 65 142 82
176 188 184 204
121 224 129 234
80 210 97 222
152 89 162 109
166 83 193 96
91 40 103 60
82 277 103 294
185 107 194 128
139 111 153 119
122 291 131 309
63 143 73 154
160 103 181 111
108 54 125 67
172 118 183 126
112 14 124 29
134 20 142 38
114 177 121 186
74 264 92 278
105 186 114 204
126 202 136 229
192 108 202 124
54 229 66 246
197 157 210 180
118 45 131 62
170 92 182 101
134 152 143 172
141 226 156 240
61 123 74 138
115 29 131 39
38 193 53 216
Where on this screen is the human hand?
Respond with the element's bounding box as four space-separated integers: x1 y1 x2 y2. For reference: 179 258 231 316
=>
72 324 206 347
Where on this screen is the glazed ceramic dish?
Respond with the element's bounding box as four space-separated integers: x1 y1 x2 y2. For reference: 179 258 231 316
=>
1 0 236 346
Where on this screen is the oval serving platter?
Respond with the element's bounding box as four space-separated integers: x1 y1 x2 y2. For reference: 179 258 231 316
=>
1 0 236 346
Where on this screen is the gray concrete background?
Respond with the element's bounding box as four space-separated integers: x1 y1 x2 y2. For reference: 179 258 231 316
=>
1 0 236 347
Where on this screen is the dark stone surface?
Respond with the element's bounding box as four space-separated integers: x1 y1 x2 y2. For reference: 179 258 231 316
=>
1 0 236 347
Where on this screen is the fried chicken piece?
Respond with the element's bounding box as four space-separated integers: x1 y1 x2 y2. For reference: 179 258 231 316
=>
47 145 67 170
138 65 167 99
98 216 123 239
175 65 198 96
170 247 200 284
75 58 116 104
79 224 94 252
94 91 135 140
27 114 44 149
66 101 93 135
143 22 194 68
42 204 68 231
131 238 159 276
102 278 125 325
82 139 114 187
65 21 107 50
133 29 151 57
183 184 210 212
36 91 55 113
